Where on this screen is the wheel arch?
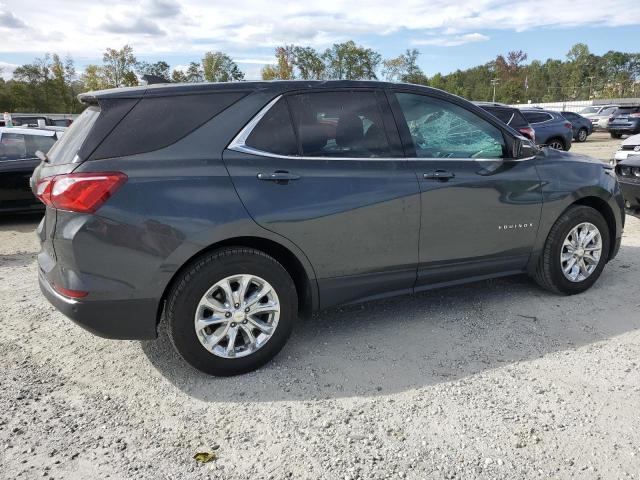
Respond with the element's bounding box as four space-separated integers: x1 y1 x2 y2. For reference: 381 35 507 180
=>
571 196 617 260
156 236 318 328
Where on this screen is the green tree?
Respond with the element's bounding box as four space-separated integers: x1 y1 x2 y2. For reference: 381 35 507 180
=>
382 49 427 84
102 45 138 88
322 41 381 80
261 46 295 80
136 60 171 81
185 62 204 82
202 52 244 82
171 69 188 83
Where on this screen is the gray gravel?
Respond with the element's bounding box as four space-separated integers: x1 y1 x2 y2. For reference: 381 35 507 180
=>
1 136 639 479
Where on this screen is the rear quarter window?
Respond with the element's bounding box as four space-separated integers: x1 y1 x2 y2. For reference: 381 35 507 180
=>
90 92 247 160
48 106 100 164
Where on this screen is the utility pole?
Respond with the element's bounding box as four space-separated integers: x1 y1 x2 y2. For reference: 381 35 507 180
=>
491 79 499 102
587 76 595 99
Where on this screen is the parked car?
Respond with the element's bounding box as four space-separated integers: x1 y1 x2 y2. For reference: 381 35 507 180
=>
613 133 640 165
579 105 619 131
32 81 624 376
607 105 640 138
615 157 640 218
475 102 535 142
0 127 61 214
561 111 593 142
521 109 573 150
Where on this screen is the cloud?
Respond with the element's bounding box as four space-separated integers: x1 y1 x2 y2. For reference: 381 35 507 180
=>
1 0 640 58
0 61 18 79
101 16 165 36
146 0 182 18
0 4 27 29
412 33 490 47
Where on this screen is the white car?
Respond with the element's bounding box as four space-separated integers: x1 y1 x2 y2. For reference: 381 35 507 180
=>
613 133 640 164
580 105 619 130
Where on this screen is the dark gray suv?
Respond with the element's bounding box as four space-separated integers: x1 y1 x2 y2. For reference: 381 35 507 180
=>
32 81 625 375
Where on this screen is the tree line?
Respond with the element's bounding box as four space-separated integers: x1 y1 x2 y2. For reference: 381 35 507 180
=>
1 42 638 113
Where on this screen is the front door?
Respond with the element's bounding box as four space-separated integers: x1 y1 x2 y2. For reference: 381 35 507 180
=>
389 90 543 288
224 90 420 307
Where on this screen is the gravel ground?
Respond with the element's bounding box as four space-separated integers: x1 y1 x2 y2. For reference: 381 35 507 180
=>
1 135 639 480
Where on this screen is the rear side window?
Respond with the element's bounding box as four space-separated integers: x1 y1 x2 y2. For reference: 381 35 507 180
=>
562 112 578 120
483 107 528 128
91 92 246 159
25 134 56 158
522 111 552 124
287 91 391 158
0 133 27 160
245 98 297 156
48 106 100 164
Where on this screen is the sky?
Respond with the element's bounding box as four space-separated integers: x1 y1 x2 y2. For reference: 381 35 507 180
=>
1 0 640 80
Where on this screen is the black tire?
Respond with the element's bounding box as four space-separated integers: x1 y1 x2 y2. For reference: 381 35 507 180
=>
166 247 298 376
576 128 588 142
533 205 610 295
610 132 622 139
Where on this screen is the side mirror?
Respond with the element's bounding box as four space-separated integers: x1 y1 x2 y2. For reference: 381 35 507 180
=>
512 136 538 159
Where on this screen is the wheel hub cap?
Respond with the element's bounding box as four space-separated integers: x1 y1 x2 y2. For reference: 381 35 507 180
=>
560 222 602 282
194 274 280 359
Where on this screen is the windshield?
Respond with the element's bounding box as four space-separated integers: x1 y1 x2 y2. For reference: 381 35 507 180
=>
47 106 100 164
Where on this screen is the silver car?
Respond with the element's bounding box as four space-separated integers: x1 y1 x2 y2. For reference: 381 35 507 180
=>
580 105 619 131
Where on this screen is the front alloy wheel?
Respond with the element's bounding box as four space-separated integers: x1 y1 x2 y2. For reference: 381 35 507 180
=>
560 222 602 282
533 205 610 295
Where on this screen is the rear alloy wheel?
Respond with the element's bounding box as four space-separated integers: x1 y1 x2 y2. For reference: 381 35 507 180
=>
547 138 565 150
533 205 610 295
576 128 588 142
166 248 297 376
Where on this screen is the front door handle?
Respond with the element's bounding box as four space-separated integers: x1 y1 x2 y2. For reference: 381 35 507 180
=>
423 170 455 181
257 171 301 184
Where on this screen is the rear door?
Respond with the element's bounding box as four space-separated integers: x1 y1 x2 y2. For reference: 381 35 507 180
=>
0 132 55 211
223 90 420 307
389 90 542 288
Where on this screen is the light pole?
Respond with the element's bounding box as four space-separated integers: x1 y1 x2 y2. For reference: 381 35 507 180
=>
491 79 499 103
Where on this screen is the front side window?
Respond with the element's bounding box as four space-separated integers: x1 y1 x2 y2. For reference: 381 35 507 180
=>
0 133 27 161
287 91 391 158
396 93 505 159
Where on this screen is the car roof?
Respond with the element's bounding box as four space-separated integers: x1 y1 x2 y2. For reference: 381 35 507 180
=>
0 127 57 136
78 80 448 103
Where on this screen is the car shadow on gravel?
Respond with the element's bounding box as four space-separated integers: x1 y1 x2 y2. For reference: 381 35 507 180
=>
0 213 43 233
141 245 640 402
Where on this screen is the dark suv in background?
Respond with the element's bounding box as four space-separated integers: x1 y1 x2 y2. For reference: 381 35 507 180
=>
608 105 640 138
521 109 573 150
475 102 535 142
32 81 624 375
561 111 593 142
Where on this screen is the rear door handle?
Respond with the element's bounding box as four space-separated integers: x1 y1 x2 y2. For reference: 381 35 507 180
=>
423 170 455 181
257 171 301 184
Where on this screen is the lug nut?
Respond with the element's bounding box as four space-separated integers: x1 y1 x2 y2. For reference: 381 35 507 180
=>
242 319 248 324
230 322 236 327
234 303 240 308
225 312 231 318
245 307 250 313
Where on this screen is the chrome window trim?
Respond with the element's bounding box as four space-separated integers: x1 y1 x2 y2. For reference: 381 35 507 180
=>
227 94 530 163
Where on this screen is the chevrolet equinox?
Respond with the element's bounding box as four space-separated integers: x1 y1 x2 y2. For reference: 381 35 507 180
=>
31 81 625 376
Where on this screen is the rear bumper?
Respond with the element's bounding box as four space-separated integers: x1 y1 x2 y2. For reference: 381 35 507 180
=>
39 270 158 340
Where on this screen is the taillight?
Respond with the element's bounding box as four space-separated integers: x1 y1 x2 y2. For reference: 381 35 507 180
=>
518 127 536 143
564 122 572 129
36 172 127 213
